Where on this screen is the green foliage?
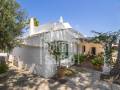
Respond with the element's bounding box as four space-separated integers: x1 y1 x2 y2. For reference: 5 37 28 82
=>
92 30 120 66
26 18 39 27
91 30 120 44
116 40 120 67
0 0 27 52
58 67 76 77
91 56 104 66
0 63 8 74
34 18 39 26
74 54 87 64
48 41 68 67
64 68 76 76
48 41 61 59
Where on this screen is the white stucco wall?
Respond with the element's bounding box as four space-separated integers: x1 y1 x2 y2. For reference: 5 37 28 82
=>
12 46 56 78
12 29 82 78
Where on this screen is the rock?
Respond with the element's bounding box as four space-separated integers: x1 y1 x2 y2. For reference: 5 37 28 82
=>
100 73 110 80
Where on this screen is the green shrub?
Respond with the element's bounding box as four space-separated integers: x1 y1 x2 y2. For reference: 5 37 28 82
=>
74 54 87 64
91 56 103 66
0 63 8 74
62 67 76 76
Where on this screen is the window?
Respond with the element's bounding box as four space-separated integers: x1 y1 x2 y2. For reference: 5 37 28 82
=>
60 42 68 59
48 41 69 59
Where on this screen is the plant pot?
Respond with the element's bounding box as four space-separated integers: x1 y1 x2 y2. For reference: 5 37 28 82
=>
93 65 101 70
58 68 65 79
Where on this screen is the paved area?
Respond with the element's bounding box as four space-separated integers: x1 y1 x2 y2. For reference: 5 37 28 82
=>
0 66 120 90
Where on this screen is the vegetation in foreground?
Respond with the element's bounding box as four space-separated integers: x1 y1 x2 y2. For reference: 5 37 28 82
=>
0 0 26 75
0 0 27 52
0 63 8 74
0 57 8 74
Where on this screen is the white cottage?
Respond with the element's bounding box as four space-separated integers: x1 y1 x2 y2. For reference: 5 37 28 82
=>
12 17 84 78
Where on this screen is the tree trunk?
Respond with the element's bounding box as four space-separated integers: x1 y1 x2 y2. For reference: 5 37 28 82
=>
110 40 120 84
115 40 120 68
56 56 61 68
58 60 61 68
102 44 111 74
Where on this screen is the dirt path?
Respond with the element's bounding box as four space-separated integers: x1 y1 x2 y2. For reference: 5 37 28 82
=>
0 66 120 90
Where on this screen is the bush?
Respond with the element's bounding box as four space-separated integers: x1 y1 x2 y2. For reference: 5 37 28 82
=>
74 54 87 64
91 56 103 66
57 66 76 77
0 63 8 74
64 68 76 76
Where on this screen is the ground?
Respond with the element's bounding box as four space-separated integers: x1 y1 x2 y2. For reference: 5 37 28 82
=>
0 66 120 90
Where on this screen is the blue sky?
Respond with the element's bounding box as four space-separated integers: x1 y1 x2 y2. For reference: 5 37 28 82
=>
17 0 120 36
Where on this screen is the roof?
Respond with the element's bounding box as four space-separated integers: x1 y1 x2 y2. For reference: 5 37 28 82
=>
21 16 85 40
22 20 84 39
33 21 72 34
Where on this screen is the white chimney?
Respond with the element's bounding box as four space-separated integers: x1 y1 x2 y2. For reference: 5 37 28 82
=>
59 16 64 23
30 18 34 36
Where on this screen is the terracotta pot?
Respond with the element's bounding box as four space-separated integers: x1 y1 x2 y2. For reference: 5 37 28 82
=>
58 68 65 79
94 65 101 70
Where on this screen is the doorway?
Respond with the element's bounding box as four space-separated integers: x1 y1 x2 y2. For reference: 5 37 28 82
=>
91 47 96 55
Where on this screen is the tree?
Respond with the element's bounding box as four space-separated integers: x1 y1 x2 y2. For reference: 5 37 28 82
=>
48 41 68 68
116 40 120 68
92 30 120 74
34 18 39 27
110 40 120 84
26 17 39 27
0 0 27 52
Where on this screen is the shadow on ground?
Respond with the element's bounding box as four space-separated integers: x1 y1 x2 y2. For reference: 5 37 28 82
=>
0 66 120 90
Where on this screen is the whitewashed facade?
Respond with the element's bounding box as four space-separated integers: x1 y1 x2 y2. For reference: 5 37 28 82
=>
12 17 84 78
